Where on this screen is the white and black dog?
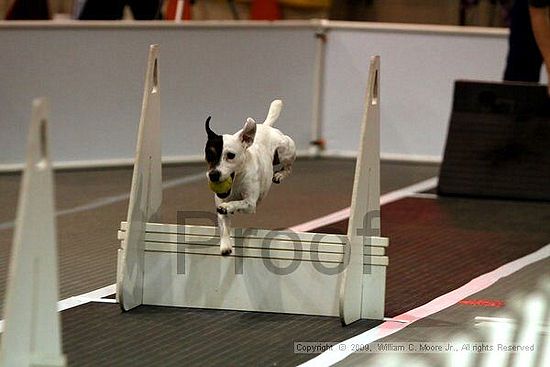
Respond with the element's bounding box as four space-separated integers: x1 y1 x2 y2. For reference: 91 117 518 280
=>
204 100 296 255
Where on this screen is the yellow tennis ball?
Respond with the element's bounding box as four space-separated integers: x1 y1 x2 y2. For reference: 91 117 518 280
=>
208 176 233 194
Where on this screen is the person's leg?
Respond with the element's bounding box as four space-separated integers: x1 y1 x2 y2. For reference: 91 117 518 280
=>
503 0 544 82
128 0 163 20
78 0 126 20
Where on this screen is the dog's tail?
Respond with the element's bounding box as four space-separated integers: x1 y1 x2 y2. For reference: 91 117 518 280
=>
263 99 283 127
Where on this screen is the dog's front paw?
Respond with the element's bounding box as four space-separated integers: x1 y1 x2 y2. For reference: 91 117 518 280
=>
220 241 233 256
272 171 287 184
217 203 234 215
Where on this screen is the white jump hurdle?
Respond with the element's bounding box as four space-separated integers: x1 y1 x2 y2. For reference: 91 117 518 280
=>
117 45 389 325
0 99 66 366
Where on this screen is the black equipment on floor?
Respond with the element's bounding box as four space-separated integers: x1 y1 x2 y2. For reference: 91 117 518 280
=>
438 80 550 201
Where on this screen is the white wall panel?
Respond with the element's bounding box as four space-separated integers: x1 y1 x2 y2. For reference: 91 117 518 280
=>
322 25 517 161
2 22 543 169
0 23 317 169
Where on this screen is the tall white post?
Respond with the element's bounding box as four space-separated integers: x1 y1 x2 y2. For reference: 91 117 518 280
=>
0 99 66 367
339 56 382 325
117 45 163 311
310 20 328 156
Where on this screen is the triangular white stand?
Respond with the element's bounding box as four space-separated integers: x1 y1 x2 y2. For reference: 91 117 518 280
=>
117 44 162 311
117 47 388 325
0 99 66 367
340 56 386 325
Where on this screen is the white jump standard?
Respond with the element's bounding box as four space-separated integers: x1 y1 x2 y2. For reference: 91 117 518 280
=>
0 99 66 367
117 45 388 324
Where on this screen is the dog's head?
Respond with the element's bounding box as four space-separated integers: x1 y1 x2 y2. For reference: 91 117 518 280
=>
204 116 256 188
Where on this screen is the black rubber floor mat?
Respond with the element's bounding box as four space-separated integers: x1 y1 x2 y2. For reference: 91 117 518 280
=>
32 196 550 367
332 258 550 367
438 80 550 201
313 197 550 317
60 303 380 367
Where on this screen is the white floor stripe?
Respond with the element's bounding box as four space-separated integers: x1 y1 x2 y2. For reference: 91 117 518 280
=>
474 316 516 323
474 316 550 335
409 192 439 200
57 284 117 312
288 177 438 232
0 284 116 333
298 244 550 367
73 297 118 304
0 172 206 232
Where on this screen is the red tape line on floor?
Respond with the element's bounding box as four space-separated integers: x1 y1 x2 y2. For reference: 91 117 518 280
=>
459 299 505 307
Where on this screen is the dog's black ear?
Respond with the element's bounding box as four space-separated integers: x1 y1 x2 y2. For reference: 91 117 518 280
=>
240 118 256 148
205 116 218 139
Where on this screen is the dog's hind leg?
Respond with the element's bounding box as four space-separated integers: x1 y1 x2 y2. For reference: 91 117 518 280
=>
217 213 233 255
273 135 296 184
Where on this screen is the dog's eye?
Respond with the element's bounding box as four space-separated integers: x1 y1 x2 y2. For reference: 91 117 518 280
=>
226 152 236 160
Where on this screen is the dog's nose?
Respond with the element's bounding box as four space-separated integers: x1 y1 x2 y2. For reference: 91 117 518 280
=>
208 170 221 182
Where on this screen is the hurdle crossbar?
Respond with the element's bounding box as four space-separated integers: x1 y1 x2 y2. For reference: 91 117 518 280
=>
116 46 388 325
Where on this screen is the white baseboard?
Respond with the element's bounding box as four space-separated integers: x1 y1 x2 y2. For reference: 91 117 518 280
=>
0 150 317 173
321 150 442 164
380 152 442 164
